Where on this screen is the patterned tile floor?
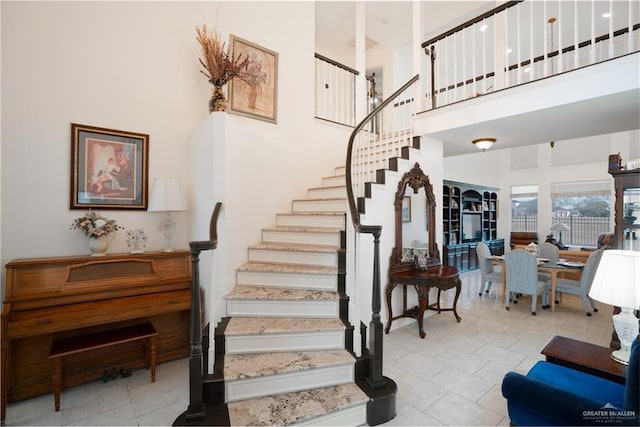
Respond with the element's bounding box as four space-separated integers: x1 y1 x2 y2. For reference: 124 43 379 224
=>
5 269 614 426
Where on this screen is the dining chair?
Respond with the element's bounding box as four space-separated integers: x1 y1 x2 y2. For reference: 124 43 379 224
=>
476 242 502 296
554 248 604 316
505 249 550 315
537 242 559 281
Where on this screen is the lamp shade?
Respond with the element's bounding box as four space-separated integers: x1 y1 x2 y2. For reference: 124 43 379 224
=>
148 177 187 212
589 250 640 309
551 222 570 232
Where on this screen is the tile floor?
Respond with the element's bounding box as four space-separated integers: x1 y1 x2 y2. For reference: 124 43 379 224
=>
5 269 615 426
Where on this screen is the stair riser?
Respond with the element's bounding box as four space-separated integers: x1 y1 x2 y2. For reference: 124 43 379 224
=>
236 270 337 290
225 330 345 354
248 248 338 268
226 363 354 402
226 299 339 318
321 175 345 187
308 187 346 199
298 403 367 426
262 230 341 246
276 214 345 229
292 199 346 212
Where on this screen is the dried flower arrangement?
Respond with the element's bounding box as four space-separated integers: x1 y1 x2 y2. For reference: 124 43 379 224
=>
70 211 123 238
195 24 250 87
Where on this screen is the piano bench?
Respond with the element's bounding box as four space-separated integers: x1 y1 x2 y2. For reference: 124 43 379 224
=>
48 322 158 412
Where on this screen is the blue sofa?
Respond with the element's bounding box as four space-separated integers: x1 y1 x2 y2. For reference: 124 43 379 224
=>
502 338 639 426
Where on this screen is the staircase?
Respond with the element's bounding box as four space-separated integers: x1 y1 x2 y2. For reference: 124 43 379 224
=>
213 166 371 426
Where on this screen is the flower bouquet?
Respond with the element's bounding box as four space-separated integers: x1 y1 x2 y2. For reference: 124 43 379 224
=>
70 211 122 238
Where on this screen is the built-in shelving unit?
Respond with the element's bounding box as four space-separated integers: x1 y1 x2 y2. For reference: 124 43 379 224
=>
443 180 504 272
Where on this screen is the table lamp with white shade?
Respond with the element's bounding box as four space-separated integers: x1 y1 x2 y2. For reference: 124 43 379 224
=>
147 177 188 252
588 250 640 365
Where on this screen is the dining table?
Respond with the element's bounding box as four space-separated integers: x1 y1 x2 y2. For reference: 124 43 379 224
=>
489 255 585 312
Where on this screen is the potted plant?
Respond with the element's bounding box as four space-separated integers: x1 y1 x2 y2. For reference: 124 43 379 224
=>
195 24 251 112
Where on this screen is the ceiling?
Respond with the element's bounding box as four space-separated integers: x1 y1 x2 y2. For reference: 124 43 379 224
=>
315 1 640 157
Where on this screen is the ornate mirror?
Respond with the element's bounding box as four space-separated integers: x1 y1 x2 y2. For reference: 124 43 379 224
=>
389 162 440 270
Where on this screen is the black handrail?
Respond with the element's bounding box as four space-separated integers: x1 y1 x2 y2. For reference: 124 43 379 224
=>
421 1 521 48
344 74 419 390
345 74 419 232
314 53 360 75
185 202 222 421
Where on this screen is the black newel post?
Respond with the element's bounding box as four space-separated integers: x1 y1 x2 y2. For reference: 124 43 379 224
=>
366 226 385 388
185 242 210 421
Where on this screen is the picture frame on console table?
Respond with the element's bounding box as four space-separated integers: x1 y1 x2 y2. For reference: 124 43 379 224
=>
228 34 278 124
70 123 149 210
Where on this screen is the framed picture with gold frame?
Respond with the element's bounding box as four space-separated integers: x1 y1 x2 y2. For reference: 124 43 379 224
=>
228 35 278 123
70 123 149 210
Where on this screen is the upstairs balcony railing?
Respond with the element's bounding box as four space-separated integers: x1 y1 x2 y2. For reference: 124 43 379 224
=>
422 0 639 110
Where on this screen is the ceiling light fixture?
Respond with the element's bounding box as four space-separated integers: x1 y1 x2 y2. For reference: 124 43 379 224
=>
480 23 488 32
602 12 611 18
472 138 496 151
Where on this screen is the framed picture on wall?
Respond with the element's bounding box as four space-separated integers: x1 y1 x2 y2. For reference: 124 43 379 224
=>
402 196 411 222
228 34 278 123
70 123 149 210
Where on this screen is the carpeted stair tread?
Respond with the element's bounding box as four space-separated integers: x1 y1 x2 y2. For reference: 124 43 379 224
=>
249 242 339 252
238 262 337 275
225 317 345 336
278 211 346 216
224 349 355 381
227 382 368 426
226 285 339 301
263 225 343 232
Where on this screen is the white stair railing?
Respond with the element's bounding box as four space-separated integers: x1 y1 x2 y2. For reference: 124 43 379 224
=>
423 0 639 110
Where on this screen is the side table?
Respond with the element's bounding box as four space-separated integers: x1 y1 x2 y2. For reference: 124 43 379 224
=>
541 335 627 384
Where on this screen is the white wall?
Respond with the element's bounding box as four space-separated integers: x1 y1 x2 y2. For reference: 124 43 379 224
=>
1 1 349 299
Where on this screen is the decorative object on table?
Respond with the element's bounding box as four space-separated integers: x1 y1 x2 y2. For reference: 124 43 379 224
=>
588 250 640 365
70 211 122 256
126 228 148 254
413 248 430 271
70 123 149 210
228 34 278 123
550 222 569 249
195 24 251 112
525 242 539 257
623 202 638 225
148 177 188 252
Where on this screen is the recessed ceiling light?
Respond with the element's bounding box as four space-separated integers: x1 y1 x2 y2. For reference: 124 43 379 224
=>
480 23 488 32
506 48 512 54
524 67 531 73
602 12 611 18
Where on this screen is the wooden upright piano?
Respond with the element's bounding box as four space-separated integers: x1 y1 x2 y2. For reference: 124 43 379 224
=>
1 251 192 423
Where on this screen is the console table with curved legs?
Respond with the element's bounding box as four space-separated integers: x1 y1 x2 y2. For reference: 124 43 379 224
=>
385 265 461 338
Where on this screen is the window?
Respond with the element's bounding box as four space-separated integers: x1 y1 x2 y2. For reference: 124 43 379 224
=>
511 185 538 232
551 181 611 247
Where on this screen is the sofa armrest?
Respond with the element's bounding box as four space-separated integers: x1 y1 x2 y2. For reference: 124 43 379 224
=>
502 371 609 426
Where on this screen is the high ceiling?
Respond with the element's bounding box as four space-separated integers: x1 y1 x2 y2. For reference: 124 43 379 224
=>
315 1 640 157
